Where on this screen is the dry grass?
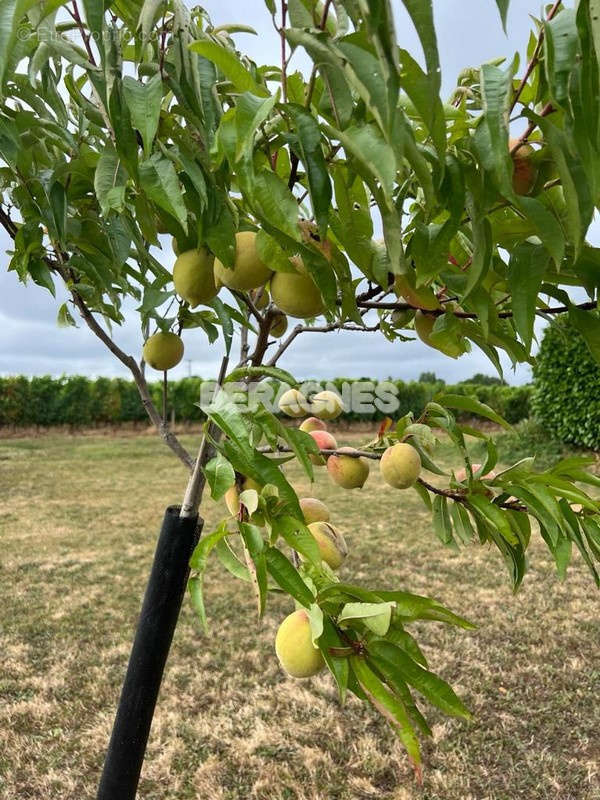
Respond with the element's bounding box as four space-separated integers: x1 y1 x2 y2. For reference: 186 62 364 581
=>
0 431 599 800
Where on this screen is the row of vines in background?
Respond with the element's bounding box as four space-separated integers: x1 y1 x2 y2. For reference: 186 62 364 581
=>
0 374 531 428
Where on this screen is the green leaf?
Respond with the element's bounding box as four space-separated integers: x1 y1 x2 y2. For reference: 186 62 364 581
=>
0 1 22 93
398 47 445 157
108 78 139 180
508 242 549 351
28 258 55 296
479 59 517 195
554 535 572 580
138 0 163 46
239 522 268 616
318 617 349 703
189 39 269 96
235 91 279 163
338 602 394 636
450 499 475 545
122 74 163 158
248 169 300 241
494 0 510 31
225 365 296 385
203 453 235 501
205 197 237 266
568 306 600 364
265 546 315 607
336 31 393 132
374 589 475 629
273 515 321 566
467 494 518 546
285 28 353 128
530 113 593 259
188 520 230 631
188 576 207 632
399 0 441 91
214 537 251 581
326 122 396 206
369 640 472 719
287 104 332 236
436 393 511 429
190 521 229 572
544 10 579 109
139 153 188 232
515 196 565 266
82 0 105 62
386 625 429 667
49 181 66 242
94 149 127 216
432 495 455 547
351 656 421 770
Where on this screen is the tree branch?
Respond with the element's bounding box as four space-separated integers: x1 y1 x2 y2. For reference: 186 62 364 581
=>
180 355 229 517
257 444 528 512
355 298 597 319
0 209 195 470
510 0 562 114
265 318 381 367
67 288 195 470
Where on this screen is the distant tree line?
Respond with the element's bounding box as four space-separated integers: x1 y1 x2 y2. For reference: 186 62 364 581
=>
0 374 531 428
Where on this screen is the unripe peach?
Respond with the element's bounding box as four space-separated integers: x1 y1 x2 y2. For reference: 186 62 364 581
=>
380 442 421 489
454 463 497 483
224 477 262 516
269 311 288 338
414 311 465 358
214 231 273 291
275 609 325 678
299 417 328 433
279 388 308 418
173 247 218 307
391 309 415 328
308 430 338 466
270 265 325 319
394 274 440 311
307 521 348 569
142 332 184 371
311 390 344 420
414 310 436 345
251 287 270 310
509 138 537 196
299 497 330 524
327 447 370 489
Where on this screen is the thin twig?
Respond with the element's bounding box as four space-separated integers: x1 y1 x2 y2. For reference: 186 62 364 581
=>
256 443 528 512
510 0 563 114
265 319 381 367
511 102 555 152
0 209 194 469
162 371 168 425
354 299 597 319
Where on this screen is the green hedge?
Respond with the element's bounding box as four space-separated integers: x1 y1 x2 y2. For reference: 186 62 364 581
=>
0 375 532 428
532 317 600 449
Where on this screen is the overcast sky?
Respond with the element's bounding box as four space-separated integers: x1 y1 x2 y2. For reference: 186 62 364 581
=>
0 0 585 384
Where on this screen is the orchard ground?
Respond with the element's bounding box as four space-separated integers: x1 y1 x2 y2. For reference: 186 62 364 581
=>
1 430 599 800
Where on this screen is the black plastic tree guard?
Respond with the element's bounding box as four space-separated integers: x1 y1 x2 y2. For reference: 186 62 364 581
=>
96 505 201 800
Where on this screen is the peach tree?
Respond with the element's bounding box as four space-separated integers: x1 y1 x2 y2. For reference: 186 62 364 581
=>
2 0 600 782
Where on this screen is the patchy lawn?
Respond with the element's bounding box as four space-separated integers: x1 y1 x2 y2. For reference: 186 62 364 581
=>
0 431 599 800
